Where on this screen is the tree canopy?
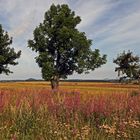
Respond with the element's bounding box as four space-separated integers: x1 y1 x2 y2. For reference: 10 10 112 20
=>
28 4 107 89
113 50 140 81
0 24 21 75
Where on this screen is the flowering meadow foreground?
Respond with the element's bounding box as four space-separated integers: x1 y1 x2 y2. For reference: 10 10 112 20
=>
0 82 140 140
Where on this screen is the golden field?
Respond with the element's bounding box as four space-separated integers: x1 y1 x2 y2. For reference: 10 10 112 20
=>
0 81 139 95
0 81 140 139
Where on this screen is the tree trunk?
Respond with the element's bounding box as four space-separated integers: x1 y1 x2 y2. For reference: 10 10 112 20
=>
138 78 140 90
50 76 59 91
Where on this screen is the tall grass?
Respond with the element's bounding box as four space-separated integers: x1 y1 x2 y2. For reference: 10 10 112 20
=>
0 89 140 139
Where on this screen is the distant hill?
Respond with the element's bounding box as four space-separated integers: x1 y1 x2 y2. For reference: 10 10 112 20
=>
25 78 37 81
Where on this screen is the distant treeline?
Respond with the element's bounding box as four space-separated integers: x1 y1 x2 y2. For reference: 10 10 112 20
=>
0 79 119 83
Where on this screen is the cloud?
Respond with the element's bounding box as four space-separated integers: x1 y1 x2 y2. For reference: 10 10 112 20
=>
96 11 140 45
0 0 140 80
75 1 112 29
9 12 34 38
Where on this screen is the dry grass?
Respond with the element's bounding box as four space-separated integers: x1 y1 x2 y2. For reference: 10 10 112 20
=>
0 81 139 95
0 81 140 139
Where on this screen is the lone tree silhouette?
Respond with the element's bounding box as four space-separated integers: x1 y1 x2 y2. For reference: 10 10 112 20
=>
113 50 140 82
28 4 107 90
0 24 21 75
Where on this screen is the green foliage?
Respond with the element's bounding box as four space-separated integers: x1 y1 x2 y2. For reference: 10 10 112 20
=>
113 50 140 81
0 24 21 75
130 90 139 97
28 4 107 83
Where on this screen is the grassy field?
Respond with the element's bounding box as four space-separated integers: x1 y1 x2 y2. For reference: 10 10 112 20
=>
0 81 139 94
0 82 140 139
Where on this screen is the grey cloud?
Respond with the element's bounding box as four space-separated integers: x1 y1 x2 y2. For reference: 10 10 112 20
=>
0 0 140 80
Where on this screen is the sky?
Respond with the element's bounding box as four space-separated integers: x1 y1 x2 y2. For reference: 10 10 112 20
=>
0 0 140 80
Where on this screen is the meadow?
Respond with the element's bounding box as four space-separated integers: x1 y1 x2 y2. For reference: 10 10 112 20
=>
0 82 140 140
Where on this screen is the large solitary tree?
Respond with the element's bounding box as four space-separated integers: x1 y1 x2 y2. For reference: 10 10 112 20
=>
113 50 140 82
0 24 21 75
28 4 107 90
